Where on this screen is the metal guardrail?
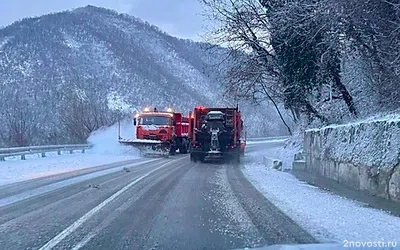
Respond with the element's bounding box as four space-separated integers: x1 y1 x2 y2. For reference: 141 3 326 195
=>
0 144 93 161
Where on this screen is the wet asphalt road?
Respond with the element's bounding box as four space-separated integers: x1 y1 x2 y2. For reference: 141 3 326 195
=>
0 141 316 250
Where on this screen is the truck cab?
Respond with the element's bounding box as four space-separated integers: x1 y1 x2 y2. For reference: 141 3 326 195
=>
134 111 175 141
132 107 190 154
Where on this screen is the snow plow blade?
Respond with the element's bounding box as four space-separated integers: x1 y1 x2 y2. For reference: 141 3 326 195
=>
119 139 171 157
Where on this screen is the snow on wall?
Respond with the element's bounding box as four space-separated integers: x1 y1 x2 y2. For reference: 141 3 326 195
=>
306 114 400 169
304 114 400 202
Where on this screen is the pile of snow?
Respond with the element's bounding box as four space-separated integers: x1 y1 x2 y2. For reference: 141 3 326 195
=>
246 138 296 170
87 120 140 156
306 113 400 132
0 121 144 186
305 114 400 169
246 138 288 145
0 153 141 187
243 147 400 243
275 132 304 170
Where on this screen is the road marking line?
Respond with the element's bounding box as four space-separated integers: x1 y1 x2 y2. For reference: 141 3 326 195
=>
39 157 183 250
70 232 96 250
0 159 160 208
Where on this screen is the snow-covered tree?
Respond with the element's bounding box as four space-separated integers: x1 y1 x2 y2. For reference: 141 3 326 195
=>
202 0 400 126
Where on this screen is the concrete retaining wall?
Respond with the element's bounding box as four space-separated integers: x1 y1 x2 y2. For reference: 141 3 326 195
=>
304 117 400 202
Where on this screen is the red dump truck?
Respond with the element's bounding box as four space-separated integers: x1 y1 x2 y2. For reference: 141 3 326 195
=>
188 106 245 162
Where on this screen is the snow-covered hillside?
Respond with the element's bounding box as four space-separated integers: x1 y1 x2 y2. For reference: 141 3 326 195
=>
0 6 290 147
0 6 223 147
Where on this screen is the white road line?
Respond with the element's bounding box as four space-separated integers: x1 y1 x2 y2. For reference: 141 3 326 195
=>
0 159 159 208
39 157 183 250
70 232 96 250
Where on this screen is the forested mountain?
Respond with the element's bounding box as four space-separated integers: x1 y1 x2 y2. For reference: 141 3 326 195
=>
0 6 289 147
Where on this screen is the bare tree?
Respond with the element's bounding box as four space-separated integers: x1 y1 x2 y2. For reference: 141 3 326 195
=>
202 0 363 126
202 0 296 134
2 98 36 147
336 0 400 110
60 86 118 143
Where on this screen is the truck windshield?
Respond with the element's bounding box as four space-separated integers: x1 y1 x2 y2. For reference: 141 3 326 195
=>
139 116 170 125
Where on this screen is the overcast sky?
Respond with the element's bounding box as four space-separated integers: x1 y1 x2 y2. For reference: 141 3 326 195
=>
0 0 207 40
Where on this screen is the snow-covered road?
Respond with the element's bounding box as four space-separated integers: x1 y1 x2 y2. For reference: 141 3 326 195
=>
0 121 140 187
243 141 400 244
0 152 140 187
0 147 317 250
0 137 398 249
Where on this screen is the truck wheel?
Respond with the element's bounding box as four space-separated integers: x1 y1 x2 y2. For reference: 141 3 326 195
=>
169 145 176 155
190 153 197 162
199 155 205 163
180 145 188 154
235 148 241 163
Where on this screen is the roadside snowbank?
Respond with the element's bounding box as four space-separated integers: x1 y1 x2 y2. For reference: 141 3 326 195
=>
246 138 288 145
0 121 141 186
246 139 298 170
243 144 400 243
0 153 139 187
306 113 400 132
88 120 139 156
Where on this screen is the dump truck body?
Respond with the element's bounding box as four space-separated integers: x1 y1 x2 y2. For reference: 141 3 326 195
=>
189 106 244 162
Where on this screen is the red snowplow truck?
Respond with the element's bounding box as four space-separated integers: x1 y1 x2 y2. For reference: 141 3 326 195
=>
119 107 190 155
188 106 244 163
